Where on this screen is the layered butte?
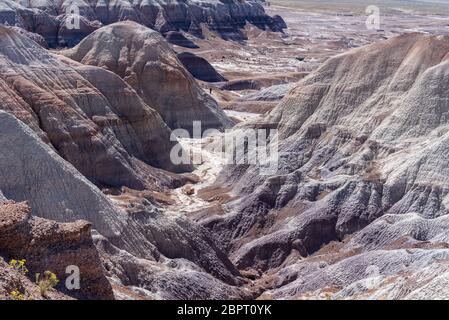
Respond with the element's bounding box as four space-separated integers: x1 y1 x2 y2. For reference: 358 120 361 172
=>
0 0 286 47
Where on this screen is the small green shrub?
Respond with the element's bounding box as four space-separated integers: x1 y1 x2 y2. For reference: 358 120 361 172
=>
8 259 28 275
36 271 59 298
9 290 25 300
8 259 32 300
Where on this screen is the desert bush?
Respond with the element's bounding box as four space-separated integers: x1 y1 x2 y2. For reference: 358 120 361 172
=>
8 259 28 275
36 271 59 298
8 259 32 300
9 290 25 300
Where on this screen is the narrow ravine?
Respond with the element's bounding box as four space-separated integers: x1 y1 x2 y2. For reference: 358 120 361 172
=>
166 110 261 215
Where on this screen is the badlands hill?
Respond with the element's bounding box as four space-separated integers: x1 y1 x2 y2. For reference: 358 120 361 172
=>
0 26 248 299
0 24 191 190
0 108 246 299
4 0 449 301
0 0 286 47
197 33 449 299
62 21 231 132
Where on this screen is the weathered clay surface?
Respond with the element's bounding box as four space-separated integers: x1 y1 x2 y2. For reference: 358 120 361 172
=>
0 109 245 299
0 0 286 47
0 25 193 191
0 201 113 299
62 22 232 132
196 33 449 299
0 28 245 298
6 0 449 301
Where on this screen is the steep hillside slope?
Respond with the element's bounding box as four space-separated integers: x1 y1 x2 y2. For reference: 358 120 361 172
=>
197 33 449 298
0 201 113 299
62 21 232 132
0 25 191 190
0 0 286 47
0 28 246 299
0 104 245 300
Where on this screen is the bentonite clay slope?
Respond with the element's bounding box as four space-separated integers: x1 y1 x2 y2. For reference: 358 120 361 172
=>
0 108 245 299
0 27 245 299
62 21 232 132
0 25 194 192
197 33 449 299
0 0 286 47
0 201 113 300
0 110 139 240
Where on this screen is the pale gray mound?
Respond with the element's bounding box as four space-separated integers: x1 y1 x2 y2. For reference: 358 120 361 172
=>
0 110 159 263
96 234 248 300
62 22 233 133
196 33 449 299
0 25 247 300
266 248 449 300
260 212 449 299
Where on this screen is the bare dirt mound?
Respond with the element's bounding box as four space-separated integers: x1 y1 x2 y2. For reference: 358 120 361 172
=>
62 21 232 133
